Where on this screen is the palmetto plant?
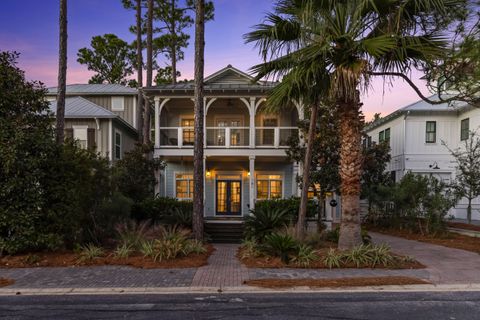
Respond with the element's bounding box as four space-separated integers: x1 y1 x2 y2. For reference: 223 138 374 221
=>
245 0 465 248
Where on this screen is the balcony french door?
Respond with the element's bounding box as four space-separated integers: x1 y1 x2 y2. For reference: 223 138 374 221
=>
216 180 242 215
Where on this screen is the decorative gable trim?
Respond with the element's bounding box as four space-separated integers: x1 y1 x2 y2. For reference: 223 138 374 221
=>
204 64 257 85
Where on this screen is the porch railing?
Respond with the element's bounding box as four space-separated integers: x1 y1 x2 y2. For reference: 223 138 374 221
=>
158 126 297 148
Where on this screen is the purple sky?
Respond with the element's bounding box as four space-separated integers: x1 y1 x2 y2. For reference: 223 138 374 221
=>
0 0 431 120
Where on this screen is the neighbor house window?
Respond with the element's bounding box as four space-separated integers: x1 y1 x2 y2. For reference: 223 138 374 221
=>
425 121 436 143
181 118 194 145
379 130 385 142
384 128 391 143
461 118 469 141
256 174 283 200
307 184 321 199
72 126 88 149
114 131 122 160
111 96 125 111
175 174 194 199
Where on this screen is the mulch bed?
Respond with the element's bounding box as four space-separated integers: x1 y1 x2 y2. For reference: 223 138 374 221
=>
369 226 480 254
447 222 480 232
0 245 214 269
244 276 430 288
237 247 424 269
0 278 15 287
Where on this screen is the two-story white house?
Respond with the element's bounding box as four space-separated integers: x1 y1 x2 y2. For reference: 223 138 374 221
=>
146 65 307 219
365 95 480 221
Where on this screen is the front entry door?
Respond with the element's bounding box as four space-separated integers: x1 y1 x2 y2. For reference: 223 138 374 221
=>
216 180 242 215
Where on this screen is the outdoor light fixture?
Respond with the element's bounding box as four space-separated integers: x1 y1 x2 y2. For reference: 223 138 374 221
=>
429 161 440 170
247 171 251 177
206 170 211 177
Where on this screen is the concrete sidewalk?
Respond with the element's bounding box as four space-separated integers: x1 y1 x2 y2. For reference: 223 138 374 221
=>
1 233 479 293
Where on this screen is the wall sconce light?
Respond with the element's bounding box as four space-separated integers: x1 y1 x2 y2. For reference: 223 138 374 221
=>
206 170 211 178
429 161 440 170
247 171 251 177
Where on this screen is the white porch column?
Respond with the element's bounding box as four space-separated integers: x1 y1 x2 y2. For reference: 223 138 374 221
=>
203 156 207 203
249 155 255 212
292 161 300 196
297 161 303 197
154 97 160 148
249 97 256 148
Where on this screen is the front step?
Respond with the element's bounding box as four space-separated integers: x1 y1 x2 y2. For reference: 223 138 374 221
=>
204 222 244 244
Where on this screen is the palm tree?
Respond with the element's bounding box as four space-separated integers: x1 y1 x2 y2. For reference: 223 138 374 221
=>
144 0 153 145
246 0 464 248
192 0 205 240
56 0 67 144
136 0 144 143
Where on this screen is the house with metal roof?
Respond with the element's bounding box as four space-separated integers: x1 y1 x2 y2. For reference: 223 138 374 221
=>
364 94 480 220
145 65 342 229
46 84 138 161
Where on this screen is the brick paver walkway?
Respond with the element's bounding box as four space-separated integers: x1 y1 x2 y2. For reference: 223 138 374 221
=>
191 244 249 287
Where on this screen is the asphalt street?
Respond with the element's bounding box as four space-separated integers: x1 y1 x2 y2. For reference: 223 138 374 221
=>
1 291 479 320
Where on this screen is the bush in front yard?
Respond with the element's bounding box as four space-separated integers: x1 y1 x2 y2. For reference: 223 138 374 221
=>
244 206 293 240
131 197 193 224
255 197 317 220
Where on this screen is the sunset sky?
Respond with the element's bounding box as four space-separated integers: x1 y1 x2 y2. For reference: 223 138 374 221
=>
0 0 432 120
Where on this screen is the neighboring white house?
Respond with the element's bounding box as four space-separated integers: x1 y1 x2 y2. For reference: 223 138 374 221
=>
365 95 480 221
146 65 342 222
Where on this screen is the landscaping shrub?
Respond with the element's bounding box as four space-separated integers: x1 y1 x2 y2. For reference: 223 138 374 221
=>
115 220 153 250
291 244 319 267
365 172 456 235
161 207 193 228
322 244 397 269
78 244 105 261
261 232 299 263
255 197 317 220
113 243 133 259
244 207 293 240
131 197 193 224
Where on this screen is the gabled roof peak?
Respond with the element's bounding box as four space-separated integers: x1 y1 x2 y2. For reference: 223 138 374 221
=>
204 65 257 85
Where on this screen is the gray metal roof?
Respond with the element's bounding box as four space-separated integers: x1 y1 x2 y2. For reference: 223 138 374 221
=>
365 94 469 131
145 82 277 93
47 84 137 95
48 97 117 118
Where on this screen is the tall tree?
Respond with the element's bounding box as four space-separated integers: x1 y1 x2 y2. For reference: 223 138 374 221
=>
56 0 67 144
77 34 135 84
135 0 144 143
143 0 154 145
444 131 480 224
246 0 466 249
192 0 205 240
152 0 214 84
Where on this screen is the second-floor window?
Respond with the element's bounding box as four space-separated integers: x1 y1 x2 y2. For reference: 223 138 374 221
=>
181 118 194 145
378 128 390 143
175 173 194 199
256 174 283 200
384 128 390 143
461 118 469 141
111 97 125 111
426 121 436 143
115 131 122 160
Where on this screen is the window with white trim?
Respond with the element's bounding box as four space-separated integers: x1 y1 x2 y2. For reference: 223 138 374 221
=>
114 131 122 160
73 126 88 149
256 174 283 200
111 96 125 111
175 173 194 199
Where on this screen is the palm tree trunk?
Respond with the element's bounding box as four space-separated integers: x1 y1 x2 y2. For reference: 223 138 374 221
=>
143 0 153 145
56 0 67 144
296 102 318 239
467 198 472 224
337 98 364 250
136 0 144 143
192 0 205 240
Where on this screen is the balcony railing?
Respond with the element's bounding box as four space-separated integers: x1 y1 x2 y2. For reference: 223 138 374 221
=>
157 126 297 148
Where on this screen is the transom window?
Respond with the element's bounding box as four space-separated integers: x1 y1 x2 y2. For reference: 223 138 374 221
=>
256 174 283 200
175 173 194 199
181 118 194 145
461 118 469 141
426 121 436 143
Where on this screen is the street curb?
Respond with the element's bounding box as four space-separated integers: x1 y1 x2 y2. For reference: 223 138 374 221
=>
2 284 480 296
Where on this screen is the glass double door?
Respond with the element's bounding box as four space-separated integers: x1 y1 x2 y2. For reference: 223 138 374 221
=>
216 180 242 215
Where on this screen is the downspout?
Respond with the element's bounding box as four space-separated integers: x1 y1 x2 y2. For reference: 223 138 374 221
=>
94 117 101 155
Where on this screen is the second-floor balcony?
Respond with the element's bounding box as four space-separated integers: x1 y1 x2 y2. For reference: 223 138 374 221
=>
158 126 298 148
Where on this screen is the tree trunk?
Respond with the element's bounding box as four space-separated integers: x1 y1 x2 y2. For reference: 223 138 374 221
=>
136 0 144 143
296 102 318 239
317 190 326 233
171 0 177 84
192 0 205 241
467 198 472 224
56 0 67 144
337 98 364 250
143 0 153 145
